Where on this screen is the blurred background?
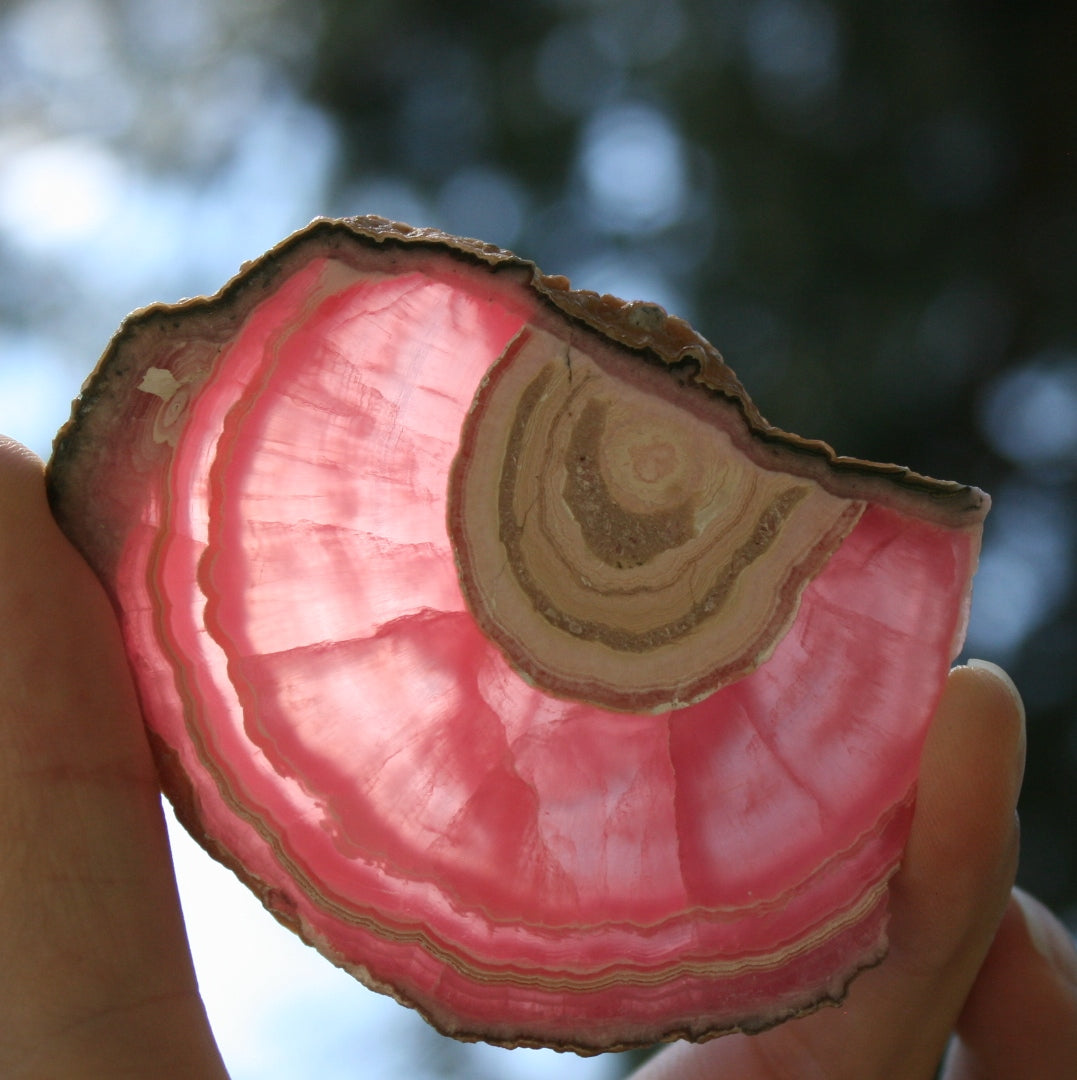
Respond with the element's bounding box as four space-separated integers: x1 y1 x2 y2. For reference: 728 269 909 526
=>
0 0 1074 1075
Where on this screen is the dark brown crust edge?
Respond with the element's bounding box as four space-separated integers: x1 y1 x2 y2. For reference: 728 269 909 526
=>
49 214 988 532
327 216 988 524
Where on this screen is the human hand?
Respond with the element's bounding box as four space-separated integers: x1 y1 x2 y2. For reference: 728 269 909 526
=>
0 435 228 1077
633 656 1077 1076
2 434 1075 1078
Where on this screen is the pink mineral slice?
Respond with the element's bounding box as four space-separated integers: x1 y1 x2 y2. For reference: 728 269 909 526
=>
47 216 988 1052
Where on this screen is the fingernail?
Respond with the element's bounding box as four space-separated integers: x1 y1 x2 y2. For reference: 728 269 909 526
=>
966 658 1026 726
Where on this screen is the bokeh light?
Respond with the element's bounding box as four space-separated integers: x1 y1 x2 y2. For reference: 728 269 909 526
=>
2 0 1075 1072
979 352 1077 471
579 102 688 233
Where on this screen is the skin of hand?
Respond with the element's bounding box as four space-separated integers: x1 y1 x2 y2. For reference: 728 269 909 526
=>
1 433 1075 1079
0 436 229 1079
634 647 1077 1070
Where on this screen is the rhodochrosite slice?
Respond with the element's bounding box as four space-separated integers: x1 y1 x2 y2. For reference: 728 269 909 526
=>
47 216 989 1053
450 323 863 712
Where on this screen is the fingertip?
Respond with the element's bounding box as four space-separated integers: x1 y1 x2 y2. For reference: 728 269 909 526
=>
0 433 43 463
886 660 1025 985
0 434 56 566
924 661 1027 821
948 660 1027 809
0 434 45 492
0 433 82 577
963 657 1026 731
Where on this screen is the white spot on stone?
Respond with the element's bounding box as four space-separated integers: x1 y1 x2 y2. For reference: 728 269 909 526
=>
138 366 182 402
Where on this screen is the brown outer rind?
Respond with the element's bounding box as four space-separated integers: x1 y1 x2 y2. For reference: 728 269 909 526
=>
322 216 988 525
348 218 988 526
49 214 987 547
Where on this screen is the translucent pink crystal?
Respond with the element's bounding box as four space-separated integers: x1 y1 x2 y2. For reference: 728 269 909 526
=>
47 217 988 1052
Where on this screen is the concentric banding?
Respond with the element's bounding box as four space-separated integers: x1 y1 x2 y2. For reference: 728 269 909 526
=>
450 325 865 713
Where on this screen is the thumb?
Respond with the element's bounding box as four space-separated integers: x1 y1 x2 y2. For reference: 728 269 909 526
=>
0 435 227 1077
634 661 1025 1080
